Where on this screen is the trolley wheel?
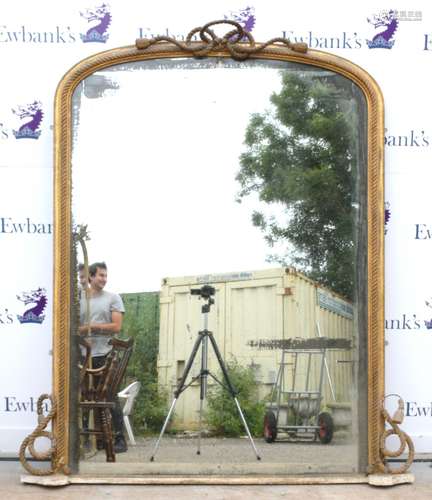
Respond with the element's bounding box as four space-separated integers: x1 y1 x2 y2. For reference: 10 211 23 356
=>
317 412 334 444
264 410 277 443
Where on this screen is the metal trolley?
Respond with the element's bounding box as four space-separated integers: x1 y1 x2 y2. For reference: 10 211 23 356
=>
263 337 351 444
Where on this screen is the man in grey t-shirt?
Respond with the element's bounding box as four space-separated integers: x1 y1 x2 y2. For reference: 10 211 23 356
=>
79 261 127 453
79 285 125 356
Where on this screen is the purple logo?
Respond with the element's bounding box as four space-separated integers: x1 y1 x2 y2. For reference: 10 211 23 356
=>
16 288 47 324
80 3 111 43
12 101 43 140
384 202 391 234
425 299 432 329
367 10 399 49
225 6 256 33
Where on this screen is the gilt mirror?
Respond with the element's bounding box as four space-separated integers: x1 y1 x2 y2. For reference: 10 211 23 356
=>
49 21 384 483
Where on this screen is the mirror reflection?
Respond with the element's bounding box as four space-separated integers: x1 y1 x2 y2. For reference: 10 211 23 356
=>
71 57 366 475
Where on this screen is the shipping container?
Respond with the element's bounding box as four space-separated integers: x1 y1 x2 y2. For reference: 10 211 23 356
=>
157 267 355 429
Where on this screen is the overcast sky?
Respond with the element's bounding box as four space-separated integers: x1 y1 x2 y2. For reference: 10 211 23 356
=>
72 62 288 293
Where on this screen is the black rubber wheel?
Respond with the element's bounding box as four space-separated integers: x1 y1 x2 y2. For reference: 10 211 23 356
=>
263 410 277 443
317 412 334 444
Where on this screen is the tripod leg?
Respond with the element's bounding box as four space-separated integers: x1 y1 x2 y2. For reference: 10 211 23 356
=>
149 398 178 461
233 397 261 460
175 332 205 398
197 333 208 456
197 398 204 455
150 333 204 462
207 333 261 461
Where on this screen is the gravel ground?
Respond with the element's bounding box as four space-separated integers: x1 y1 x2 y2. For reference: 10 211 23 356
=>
80 435 359 475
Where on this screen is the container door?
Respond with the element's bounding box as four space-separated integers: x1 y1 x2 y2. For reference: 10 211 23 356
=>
224 277 284 400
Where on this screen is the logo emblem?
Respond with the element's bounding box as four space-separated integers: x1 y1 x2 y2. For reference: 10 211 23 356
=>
12 101 43 139
384 202 391 234
80 3 111 43
425 299 432 329
16 288 47 324
226 6 256 33
367 10 398 49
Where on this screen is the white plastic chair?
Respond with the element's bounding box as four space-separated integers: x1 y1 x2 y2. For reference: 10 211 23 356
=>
117 381 141 445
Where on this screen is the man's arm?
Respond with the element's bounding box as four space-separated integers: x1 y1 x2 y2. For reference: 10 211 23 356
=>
79 311 123 335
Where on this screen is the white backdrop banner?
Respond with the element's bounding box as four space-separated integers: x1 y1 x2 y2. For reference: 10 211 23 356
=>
1 0 432 455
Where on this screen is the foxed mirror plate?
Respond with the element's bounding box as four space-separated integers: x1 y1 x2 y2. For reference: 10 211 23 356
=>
51 40 384 481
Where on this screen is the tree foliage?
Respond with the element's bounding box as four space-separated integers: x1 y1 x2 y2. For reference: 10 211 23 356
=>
121 292 168 433
237 72 362 299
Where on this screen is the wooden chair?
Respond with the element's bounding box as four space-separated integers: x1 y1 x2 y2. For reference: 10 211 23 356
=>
79 337 134 462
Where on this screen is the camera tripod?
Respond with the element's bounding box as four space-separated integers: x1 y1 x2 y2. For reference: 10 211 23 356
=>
150 285 261 461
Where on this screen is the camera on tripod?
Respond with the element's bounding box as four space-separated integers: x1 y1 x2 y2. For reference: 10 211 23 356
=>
150 281 261 462
190 285 216 299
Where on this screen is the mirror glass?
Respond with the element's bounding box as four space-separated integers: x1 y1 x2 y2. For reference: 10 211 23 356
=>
71 57 366 475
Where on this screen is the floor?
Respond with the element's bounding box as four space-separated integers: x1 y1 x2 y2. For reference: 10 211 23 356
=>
5 437 432 499
2 461 431 499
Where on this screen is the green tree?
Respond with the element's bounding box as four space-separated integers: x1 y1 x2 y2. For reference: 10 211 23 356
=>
237 72 363 299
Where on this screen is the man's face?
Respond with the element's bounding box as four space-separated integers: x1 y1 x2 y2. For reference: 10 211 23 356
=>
78 269 88 289
90 267 107 291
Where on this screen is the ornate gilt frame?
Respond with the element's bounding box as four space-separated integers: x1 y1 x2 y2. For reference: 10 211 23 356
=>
28 22 387 484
